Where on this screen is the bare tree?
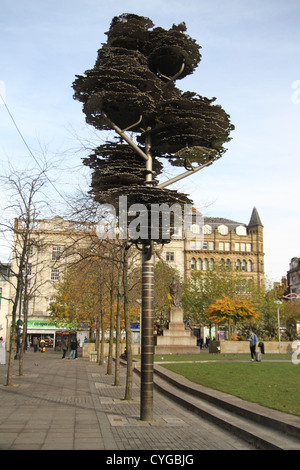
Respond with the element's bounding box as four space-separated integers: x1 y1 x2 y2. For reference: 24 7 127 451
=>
0 162 52 385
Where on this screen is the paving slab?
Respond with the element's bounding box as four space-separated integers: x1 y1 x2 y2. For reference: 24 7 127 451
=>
0 349 256 451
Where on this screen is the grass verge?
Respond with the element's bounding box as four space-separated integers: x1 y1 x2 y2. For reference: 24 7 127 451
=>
160 360 300 416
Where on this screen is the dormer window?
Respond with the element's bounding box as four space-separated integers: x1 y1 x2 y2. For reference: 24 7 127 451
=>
203 224 212 234
236 225 247 236
218 224 228 235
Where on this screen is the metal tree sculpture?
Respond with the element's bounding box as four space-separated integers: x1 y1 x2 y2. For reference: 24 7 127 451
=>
73 13 234 420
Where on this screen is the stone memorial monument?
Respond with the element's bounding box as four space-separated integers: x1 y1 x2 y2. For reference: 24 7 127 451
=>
155 277 199 354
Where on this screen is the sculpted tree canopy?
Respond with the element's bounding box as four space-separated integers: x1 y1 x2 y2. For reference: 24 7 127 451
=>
73 13 234 244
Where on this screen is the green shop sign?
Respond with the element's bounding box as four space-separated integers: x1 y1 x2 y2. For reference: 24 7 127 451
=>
27 320 58 328
27 320 77 329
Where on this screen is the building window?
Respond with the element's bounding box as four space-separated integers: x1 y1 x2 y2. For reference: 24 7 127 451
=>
236 259 241 271
247 260 252 272
197 258 202 270
52 247 61 261
218 225 228 235
190 241 202 250
203 224 212 234
166 252 174 262
51 268 59 281
191 258 196 270
236 225 247 236
209 259 214 270
235 242 250 252
219 242 230 251
241 260 247 271
203 258 208 270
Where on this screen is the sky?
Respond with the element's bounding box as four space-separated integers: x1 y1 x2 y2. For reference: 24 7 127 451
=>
1 0 300 283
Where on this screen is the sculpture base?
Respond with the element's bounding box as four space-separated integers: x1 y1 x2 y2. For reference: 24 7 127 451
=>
155 307 199 355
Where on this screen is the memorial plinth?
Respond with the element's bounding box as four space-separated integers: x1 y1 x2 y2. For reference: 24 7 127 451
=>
155 306 199 354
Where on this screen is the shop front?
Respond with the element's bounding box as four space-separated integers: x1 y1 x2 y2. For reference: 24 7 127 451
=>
26 320 88 351
27 320 59 348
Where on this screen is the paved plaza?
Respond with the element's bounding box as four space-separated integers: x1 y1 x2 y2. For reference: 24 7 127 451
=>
0 349 255 451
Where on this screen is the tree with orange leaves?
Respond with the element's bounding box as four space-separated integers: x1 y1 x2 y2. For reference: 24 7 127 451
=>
205 294 258 339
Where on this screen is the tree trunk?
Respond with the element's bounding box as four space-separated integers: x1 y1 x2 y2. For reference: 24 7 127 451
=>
106 287 114 375
6 259 25 386
19 289 29 377
99 308 105 365
123 246 133 400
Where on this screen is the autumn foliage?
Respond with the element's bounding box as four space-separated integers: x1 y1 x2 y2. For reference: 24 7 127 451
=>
205 294 258 325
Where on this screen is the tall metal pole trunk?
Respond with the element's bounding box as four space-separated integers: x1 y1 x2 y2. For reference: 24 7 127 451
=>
140 133 155 421
140 245 154 421
123 245 133 400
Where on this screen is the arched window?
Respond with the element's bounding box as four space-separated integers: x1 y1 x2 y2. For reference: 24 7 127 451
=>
247 260 252 272
236 259 241 271
191 258 196 270
203 258 208 270
241 260 247 271
220 258 225 266
226 259 231 269
209 258 214 270
197 258 202 270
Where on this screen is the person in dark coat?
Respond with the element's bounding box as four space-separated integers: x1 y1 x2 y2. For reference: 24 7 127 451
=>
68 338 77 359
62 337 68 359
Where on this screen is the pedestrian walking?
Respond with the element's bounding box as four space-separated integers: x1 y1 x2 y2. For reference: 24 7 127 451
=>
33 336 39 352
248 331 258 361
68 338 77 359
62 337 68 359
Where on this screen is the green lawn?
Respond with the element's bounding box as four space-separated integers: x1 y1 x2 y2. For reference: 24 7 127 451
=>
151 353 292 362
160 360 300 417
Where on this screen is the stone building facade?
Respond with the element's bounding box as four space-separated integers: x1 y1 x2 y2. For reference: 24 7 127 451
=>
287 257 300 294
3 216 96 346
2 208 264 345
161 207 264 285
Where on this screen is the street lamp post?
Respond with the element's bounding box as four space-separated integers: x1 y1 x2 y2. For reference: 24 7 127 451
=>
274 300 282 353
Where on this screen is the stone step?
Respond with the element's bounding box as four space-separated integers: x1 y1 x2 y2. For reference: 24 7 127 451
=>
153 365 300 450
